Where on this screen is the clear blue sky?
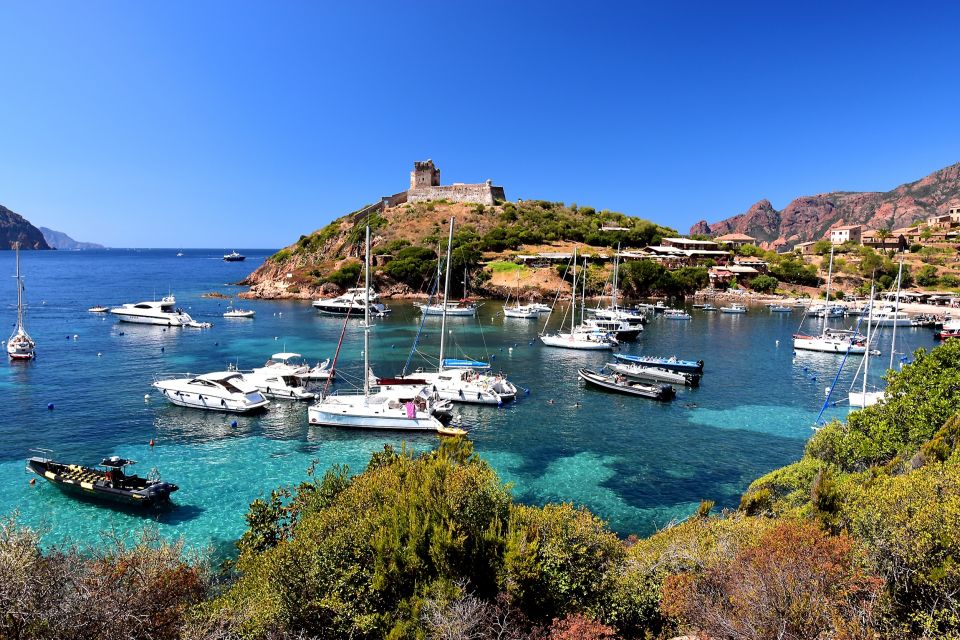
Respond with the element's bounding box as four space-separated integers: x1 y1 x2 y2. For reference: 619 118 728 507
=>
1 1 957 248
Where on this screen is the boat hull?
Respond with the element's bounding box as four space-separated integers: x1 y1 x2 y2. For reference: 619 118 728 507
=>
308 404 446 431
540 334 613 350
26 459 177 507
111 312 191 326
153 384 270 413
578 368 675 400
848 391 884 407
792 336 866 354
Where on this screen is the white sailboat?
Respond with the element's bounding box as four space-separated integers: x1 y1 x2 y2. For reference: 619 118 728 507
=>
540 248 616 350
588 244 645 325
850 261 904 408
793 246 866 355
377 218 518 405
503 269 538 319
308 225 465 434
7 243 36 360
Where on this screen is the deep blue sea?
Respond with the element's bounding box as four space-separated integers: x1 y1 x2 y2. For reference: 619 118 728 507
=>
0 249 938 555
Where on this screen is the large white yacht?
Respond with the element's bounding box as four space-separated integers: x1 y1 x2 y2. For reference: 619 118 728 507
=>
153 371 270 412
312 287 390 316
110 296 195 326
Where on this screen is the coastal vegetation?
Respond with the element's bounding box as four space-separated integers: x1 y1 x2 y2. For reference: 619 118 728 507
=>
241 200 678 299
3 342 960 638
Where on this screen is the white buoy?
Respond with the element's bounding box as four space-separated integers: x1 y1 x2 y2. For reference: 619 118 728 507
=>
508 347 513 353
144 394 150 401
73 334 79 340
274 336 279 340
825 386 832 396
775 340 780 347
97 352 102 357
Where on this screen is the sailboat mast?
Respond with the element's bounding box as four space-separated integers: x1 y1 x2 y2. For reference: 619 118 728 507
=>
862 282 875 397
15 244 24 331
363 226 371 398
439 218 455 372
612 242 620 310
571 247 578 334
889 260 904 372
581 257 587 323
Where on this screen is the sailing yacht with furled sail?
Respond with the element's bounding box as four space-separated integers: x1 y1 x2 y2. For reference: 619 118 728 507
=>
376 218 518 405
540 248 616 350
793 245 866 355
7 243 36 360
307 225 465 433
849 261 903 408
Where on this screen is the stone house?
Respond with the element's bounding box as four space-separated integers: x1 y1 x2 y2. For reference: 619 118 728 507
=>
714 233 757 250
862 229 908 252
829 225 862 245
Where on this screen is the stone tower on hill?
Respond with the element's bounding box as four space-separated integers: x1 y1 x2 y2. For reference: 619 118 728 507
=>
406 159 505 206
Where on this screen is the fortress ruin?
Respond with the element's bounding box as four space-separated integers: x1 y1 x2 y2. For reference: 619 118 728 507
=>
405 160 505 206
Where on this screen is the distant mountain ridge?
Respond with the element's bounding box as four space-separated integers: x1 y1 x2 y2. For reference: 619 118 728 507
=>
0 204 50 249
691 161 960 247
39 227 104 250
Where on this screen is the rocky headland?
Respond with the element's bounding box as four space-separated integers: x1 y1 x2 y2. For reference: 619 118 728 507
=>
239 200 674 300
0 204 51 250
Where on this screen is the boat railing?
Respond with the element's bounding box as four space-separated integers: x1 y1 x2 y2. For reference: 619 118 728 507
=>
28 448 54 463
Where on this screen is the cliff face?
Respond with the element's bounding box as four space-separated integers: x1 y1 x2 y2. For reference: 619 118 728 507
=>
692 161 960 247
0 205 51 250
39 227 104 250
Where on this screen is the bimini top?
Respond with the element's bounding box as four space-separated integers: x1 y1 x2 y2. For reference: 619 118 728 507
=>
271 352 303 361
442 358 490 370
100 456 136 468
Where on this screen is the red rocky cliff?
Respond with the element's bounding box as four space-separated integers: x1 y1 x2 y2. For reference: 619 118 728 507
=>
691 161 960 248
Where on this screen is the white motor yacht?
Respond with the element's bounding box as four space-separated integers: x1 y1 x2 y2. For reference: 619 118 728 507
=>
868 306 912 327
526 303 552 313
376 368 515 405
719 303 747 314
223 299 255 318
110 296 194 326
241 366 316 401
153 371 270 412
7 244 35 360
312 287 390 316
261 352 334 381
807 303 845 318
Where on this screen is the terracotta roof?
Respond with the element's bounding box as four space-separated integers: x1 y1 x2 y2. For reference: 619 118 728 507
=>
831 225 862 231
714 233 756 242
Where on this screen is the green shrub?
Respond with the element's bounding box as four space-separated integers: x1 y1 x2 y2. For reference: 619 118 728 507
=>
325 260 362 288
749 274 779 293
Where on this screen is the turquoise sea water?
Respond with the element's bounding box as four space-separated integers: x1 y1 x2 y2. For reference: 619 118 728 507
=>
0 249 938 554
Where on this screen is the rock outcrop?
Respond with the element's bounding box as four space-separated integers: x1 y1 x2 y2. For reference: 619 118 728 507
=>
691 161 960 247
0 204 51 250
39 227 104 250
